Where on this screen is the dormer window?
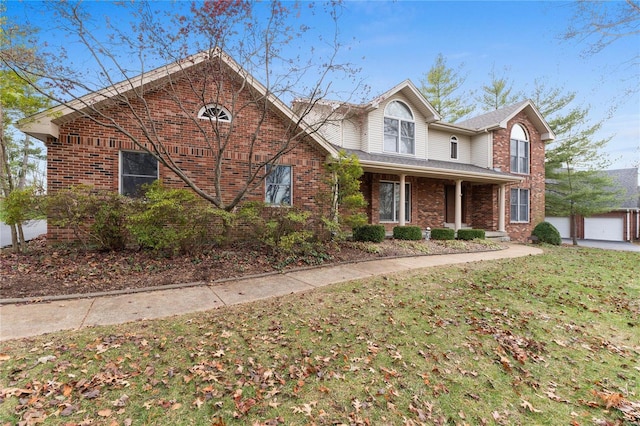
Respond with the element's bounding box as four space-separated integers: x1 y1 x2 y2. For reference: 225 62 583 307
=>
384 100 415 155
450 136 458 159
510 124 529 174
198 104 231 122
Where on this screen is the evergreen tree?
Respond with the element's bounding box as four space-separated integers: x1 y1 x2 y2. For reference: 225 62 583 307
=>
419 53 474 122
478 67 521 111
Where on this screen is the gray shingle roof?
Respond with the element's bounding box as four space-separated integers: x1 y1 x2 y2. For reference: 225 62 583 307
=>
456 100 530 131
339 147 517 180
604 168 640 209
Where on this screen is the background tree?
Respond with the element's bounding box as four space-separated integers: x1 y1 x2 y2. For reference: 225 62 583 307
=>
419 53 474 122
527 79 621 245
0 5 51 251
542 103 621 245
477 67 521 111
1 0 362 213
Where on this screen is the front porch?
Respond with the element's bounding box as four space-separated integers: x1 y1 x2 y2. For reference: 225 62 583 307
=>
360 171 518 239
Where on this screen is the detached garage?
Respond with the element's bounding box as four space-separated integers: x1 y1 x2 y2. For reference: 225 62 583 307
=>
583 217 624 241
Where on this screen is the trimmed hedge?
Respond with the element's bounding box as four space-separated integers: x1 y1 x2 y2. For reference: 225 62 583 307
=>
353 224 386 243
393 225 423 240
430 228 455 240
456 229 485 240
531 221 561 245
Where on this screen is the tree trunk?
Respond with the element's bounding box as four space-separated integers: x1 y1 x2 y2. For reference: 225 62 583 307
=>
571 214 578 246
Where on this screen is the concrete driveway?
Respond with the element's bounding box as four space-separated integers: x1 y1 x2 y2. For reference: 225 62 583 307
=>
562 238 640 252
0 220 47 247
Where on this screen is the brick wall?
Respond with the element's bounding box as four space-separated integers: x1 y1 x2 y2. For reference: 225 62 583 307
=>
46 66 329 242
492 111 546 242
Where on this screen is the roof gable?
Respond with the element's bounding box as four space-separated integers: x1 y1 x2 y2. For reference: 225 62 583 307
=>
17 48 338 156
366 80 441 122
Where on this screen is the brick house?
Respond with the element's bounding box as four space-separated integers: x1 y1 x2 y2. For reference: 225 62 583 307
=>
298 81 554 241
18 51 554 242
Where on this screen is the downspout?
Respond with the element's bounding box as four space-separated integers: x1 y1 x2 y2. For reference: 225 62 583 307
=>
637 209 639 240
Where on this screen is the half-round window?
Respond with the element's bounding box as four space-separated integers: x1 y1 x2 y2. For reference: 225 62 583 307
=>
198 104 231 122
384 100 415 154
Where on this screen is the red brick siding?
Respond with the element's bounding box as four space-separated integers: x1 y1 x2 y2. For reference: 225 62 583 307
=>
492 112 546 242
46 69 328 242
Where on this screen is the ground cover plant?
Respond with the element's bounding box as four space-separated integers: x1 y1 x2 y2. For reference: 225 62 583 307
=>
1 245 638 425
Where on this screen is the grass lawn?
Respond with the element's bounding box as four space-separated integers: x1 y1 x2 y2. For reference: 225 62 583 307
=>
1 245 638 425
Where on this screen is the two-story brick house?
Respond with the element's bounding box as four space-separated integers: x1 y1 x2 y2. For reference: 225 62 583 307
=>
18 50 554 242
299 80 554 241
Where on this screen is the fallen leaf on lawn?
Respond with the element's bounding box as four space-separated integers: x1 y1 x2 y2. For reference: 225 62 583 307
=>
112 394 130 407
0 354 11 361
521 399 542 413
98 408 112 417
171 402 182 410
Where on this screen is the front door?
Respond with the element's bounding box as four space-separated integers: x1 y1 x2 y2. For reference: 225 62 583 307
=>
445 185 466 224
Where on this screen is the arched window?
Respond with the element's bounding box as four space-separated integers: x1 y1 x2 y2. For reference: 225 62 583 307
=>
510 124 529 174
198 104 231 122
384 100 415 155
450 136 458 159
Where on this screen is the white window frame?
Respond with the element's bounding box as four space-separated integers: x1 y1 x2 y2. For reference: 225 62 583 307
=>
265 165 292 206
450 136 458 159
379 181 411 223
510 188 529 223
383 101 415 155
119 150 159 196
510 124 530 174
197 104 232 122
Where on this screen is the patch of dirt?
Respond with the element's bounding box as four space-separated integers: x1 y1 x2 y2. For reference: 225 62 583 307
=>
0 236 505 300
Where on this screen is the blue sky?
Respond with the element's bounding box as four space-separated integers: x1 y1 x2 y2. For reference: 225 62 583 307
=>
6 0 639 171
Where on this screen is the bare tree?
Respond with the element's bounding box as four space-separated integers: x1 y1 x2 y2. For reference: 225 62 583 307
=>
1 0 363 211
564 0 640 61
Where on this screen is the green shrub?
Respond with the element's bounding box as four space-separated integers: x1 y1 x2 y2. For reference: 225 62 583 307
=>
393 225 423 240
352 224 386 243
531 221 561 245
90 192 129 251
430 228 455 240
47 185 110 249
456 229 485 240
127 182 223 254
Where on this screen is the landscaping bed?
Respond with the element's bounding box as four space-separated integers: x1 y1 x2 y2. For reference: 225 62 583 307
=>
0 237 503 300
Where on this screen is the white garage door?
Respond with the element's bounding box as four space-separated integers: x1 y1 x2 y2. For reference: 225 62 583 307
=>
584 217 624 241
545 217 571 238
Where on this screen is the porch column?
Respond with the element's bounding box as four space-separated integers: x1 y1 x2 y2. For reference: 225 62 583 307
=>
455 179 462 231
498 184 506 232
399 174 406 226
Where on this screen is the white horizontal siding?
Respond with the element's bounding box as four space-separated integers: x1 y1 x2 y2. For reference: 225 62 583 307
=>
428 129 471 163
367 94 428 159
471 133 491 168
342 119 361 150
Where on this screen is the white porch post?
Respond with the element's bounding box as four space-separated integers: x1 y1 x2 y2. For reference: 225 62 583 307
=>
498 184 506 232
399 174 406 226
455 179 462 231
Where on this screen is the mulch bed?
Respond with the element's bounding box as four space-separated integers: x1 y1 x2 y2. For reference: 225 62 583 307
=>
1 236 504 300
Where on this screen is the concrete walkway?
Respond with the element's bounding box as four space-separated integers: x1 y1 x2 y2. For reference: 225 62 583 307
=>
0 244 543 341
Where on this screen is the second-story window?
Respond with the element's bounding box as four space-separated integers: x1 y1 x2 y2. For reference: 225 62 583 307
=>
384 100 415 155
450 136 458 159
510 124 529 174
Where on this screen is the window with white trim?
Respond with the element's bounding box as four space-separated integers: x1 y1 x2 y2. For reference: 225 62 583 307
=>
384 100 415 155
379 181 411 222
120 151 158 196
510 188 529 222
450 136 458 159
198 104 231 122
510 124 529 174
265 165 291 206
